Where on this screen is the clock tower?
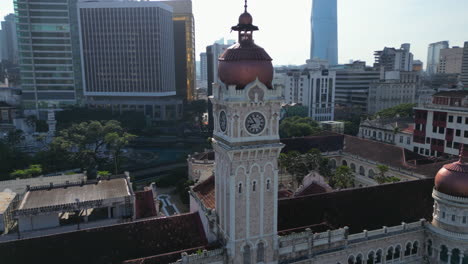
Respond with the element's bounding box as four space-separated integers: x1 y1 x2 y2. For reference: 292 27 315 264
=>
210 2 283 263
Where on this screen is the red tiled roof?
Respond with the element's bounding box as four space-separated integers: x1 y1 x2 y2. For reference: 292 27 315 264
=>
0 213 208 264
278 189 294 199
278 179 434 234
193 175 215 209
135 189 157 219
294 182 331 197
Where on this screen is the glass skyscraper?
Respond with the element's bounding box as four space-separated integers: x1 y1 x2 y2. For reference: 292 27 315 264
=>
14 0 83 117
310 0 338 65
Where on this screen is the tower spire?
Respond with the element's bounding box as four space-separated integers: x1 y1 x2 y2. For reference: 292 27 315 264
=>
244 0 248 12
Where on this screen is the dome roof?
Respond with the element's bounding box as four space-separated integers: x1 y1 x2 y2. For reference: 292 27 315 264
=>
218 11 273 89
434 159 468 197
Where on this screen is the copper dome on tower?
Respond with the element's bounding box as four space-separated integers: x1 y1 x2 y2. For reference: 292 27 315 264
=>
217 3 273 89
434 158 468 198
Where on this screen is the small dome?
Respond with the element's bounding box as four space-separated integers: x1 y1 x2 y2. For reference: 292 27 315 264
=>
239 12 253 25
434 160 468 197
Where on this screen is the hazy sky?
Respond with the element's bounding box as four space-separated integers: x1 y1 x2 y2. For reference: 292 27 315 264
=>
1 0 467 66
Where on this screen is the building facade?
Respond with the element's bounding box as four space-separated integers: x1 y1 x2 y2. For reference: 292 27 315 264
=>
162 0 195 101
77 1 181 121
310 0 338 65
374 43 414 72
427 41 449 75
413 90 468 157
367 71 419 115
461 42 468 88
15 0 83 117
0 14 18 64
334 61 380 112
282 60 335 121
438 46 463 74
199 52 208 87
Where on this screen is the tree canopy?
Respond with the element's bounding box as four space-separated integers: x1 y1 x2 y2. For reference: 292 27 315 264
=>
279 116 322 138
329 165 354 189
50 120 135 177
375 103 416 119
283 105 308 118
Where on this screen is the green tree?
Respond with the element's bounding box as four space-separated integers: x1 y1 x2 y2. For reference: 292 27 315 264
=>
375 165 393 184
10 164 42 179
97 170 111 180
375 103 416 119
284 105 308 118
184 100 208 129
5 130 25 148
105 132 136 175
279 116 322 138
50 120 133 177
329 165 354 189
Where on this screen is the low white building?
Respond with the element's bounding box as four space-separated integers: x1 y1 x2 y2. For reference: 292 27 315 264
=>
0 191 18 233
359 117 414 151
14 176 135 233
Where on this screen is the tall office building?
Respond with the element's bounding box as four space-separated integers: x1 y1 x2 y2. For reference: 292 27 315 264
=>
199 52 207 85
334 61 380 112
427 41 449 75
78 1 181 121
162 0 195 102
462 42 468 88
15 0 83 117
0 14 18 64
437 46 463 74
310 0 338 65
374 43 414 72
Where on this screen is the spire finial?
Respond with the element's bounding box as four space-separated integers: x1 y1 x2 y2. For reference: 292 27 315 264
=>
244 0 248 12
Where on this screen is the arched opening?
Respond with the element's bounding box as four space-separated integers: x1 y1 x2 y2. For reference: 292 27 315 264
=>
427 239 433 256
394 245 401 259
386 247 394 261
348 255 355 264
256 242 264 263
359 166 365 176
412 241 418 255
452 248 461 264
376 250 382 264
342 160 348 166
238 183 242 194
243 245 251 264
440 245 449 262
368 169 375 179
350 163 356 172
404 242 412 256
356 254 363 264
378 132 382 139
367 251 375 264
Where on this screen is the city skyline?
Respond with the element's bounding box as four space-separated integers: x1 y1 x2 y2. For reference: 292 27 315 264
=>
1 0 467 66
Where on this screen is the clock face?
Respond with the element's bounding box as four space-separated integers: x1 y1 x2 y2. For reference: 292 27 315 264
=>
245 112 266 135
219 111 227 132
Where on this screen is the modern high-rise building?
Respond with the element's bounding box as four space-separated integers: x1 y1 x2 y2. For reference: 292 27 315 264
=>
374 43 414 72
461 42 468 88
427 41 449 75
310 0 338 65
0 14 18 64
15 0 83 117
77 1 182 121
199 52 208 85
162 0 195 102
437 46 463 74
333 61 380 112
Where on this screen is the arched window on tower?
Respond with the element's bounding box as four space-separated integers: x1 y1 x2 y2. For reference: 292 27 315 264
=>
238 183 243 194
266 179 270 190
252 181 256 192
243 245 251 264
256 242 264 263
